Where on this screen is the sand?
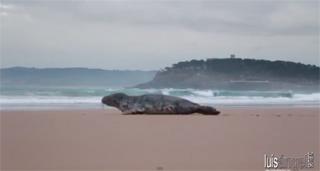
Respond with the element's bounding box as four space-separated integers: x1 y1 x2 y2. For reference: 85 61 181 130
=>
1 106 319 171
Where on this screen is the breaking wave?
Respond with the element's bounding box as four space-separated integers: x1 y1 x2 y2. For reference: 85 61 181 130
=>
1 86 319 109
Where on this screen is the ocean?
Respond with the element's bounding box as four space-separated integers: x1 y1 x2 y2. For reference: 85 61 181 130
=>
0 85 319 110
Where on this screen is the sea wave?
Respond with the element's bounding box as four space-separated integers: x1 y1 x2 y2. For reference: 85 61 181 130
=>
0 87 319 107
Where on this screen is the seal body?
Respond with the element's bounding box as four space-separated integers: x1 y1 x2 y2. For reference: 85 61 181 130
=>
101 93 220 115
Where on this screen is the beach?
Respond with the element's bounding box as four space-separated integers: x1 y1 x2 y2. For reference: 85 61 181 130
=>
1 106 319 171
2 0 319 170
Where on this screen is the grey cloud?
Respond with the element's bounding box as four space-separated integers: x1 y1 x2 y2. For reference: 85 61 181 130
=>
4 1 318 35
1 0 319 69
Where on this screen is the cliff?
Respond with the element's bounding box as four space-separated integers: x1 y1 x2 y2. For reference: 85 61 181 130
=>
136 58 320 91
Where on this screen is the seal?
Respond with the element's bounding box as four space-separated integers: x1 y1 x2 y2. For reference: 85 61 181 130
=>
101 93 220 115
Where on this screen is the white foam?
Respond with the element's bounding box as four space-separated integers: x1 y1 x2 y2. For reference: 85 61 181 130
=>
0 89 319 108
181 93 320 105
0 96 101 104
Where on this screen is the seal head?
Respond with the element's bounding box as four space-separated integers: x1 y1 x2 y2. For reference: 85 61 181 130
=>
101 93 128 108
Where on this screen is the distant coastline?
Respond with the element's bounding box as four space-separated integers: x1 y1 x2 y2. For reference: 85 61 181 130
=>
0 67 156 87
136 58 320 91
1 58 319 110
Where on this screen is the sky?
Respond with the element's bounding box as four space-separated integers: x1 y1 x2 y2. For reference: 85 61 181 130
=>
0 0 319 70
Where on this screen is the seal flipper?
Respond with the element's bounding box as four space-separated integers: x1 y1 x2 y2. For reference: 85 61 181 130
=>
196 106 220 115
122 108 144 115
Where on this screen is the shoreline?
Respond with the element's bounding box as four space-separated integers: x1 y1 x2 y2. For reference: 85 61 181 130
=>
1 102 320 111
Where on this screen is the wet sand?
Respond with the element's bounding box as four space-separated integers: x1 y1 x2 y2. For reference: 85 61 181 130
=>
1 106 319 171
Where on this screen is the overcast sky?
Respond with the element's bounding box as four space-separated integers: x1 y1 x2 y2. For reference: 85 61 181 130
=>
0 0 319 70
